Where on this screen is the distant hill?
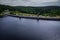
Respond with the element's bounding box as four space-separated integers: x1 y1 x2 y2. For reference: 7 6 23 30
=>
0 4 60 14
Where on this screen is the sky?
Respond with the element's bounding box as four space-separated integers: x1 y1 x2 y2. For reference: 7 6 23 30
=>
0 0 60 6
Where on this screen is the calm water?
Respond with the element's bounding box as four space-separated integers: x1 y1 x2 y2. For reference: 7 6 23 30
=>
0 16 60 40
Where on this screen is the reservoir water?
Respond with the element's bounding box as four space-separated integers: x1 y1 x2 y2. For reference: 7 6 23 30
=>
0 16 60 40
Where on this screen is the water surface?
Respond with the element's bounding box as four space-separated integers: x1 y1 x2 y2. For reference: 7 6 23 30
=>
0 16 60 40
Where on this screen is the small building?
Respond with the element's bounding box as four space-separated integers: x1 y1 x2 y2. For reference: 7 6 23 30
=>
4 9 10 15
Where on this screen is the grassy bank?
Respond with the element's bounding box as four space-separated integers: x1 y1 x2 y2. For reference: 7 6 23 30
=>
0 13 5 17
10 12 60 18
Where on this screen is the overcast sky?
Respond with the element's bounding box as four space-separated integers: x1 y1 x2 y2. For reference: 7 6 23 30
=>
0 0 60 6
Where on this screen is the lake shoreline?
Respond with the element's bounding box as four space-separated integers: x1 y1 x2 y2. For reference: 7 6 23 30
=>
7 14 60 21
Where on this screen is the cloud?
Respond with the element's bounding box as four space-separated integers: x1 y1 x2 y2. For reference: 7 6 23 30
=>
0 0 59 6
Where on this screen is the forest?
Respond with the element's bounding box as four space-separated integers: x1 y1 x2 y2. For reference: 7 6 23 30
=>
0 4 60 17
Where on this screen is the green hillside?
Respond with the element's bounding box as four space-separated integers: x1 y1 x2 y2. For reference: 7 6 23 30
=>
0 4 60 17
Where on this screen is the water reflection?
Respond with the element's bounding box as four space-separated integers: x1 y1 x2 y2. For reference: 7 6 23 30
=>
0 16 60 40
19 18 21 20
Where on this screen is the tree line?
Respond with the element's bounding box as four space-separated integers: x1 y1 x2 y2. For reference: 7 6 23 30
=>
0 4 60 16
